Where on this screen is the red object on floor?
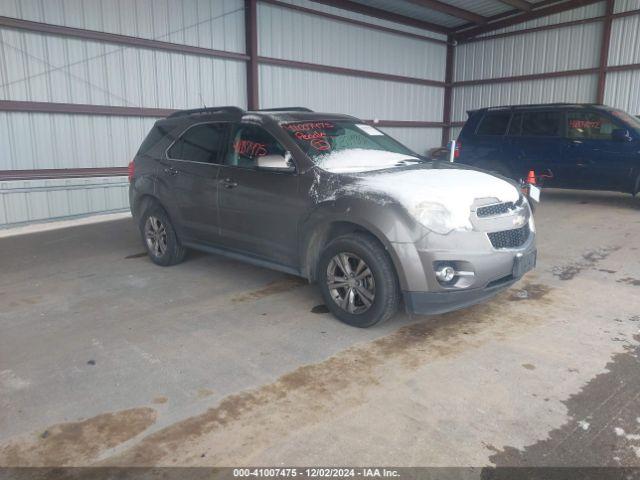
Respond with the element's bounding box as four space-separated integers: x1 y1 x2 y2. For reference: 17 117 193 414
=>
526 170 536 185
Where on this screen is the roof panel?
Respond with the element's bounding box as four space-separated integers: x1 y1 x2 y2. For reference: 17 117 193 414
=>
442 0 514 18
349 0 468 28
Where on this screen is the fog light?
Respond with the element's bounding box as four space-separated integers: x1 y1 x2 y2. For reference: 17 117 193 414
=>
435 265 456 283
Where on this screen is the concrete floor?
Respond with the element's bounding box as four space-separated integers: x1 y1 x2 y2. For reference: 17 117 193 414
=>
1 189 639 468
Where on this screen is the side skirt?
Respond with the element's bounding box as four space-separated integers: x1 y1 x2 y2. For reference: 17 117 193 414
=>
182 241 304 278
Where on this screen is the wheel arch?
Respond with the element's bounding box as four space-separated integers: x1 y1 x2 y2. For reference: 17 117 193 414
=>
300 219 407 290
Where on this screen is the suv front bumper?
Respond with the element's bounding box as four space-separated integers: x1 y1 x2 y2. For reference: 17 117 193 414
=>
393 201 536 315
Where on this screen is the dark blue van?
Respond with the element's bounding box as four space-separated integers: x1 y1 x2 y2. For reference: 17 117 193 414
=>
456 104 640 196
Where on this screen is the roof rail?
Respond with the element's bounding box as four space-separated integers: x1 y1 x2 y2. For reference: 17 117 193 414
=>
167 106 245 118
257 107 314 112
485 103 603 111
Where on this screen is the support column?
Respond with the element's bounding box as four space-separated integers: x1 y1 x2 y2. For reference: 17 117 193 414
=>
596 0 614 104
245 0 259 110
441 35 455 146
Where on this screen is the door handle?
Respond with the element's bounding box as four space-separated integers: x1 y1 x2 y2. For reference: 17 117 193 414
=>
163 167 179 176
221 178 238 189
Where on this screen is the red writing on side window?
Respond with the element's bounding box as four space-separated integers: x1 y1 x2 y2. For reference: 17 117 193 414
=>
283 122 335 132
569 120 602 129
234 140 267 158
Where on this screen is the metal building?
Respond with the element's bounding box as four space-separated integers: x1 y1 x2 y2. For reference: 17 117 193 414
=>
0 0 638 227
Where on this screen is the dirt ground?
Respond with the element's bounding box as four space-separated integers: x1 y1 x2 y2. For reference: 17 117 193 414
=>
1 189 639 468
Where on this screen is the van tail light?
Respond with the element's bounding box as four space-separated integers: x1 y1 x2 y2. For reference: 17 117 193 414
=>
128 161 135 182
454 141 461 159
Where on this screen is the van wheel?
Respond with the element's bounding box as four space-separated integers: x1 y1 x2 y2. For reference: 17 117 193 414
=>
318 233 400 328
478 160 512 179
139 204 186 266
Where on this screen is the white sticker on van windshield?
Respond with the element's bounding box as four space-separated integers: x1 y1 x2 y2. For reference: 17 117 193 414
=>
356 124 384 136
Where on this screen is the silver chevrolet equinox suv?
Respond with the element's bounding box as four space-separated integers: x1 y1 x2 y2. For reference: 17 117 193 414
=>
129 107 537 327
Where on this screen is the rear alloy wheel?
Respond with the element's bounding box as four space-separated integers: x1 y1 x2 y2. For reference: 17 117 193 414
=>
144 215 168 258
319 233 400 328
139 204 186 266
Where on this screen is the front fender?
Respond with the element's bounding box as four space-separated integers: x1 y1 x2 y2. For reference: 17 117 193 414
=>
298 195 427 290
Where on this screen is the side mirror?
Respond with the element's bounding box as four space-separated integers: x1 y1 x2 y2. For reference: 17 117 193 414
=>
612 129 632 142
256 151 295 172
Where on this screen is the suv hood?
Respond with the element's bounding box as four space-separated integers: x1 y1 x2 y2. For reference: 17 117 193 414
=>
334 166 521 234
315 149 421 173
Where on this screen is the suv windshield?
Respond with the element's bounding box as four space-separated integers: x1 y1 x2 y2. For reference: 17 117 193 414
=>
282 121 419 172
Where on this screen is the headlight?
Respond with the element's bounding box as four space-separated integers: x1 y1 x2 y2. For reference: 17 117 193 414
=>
409 200 472 235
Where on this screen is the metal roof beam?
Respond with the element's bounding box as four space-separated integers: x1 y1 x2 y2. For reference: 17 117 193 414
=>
308 0 451 33
405 0 487 24
453 0 602 39
496 0 533 12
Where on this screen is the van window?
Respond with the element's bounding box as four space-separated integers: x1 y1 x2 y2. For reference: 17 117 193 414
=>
168 123 227 163
567 112 616 140
226 125 287 168
521 112 561 137
476 112 511 136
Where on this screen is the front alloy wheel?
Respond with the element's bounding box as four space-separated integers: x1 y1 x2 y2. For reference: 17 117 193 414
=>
326 252 376 314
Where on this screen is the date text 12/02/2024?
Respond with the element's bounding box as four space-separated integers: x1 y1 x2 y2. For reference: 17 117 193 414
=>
232 468 400 478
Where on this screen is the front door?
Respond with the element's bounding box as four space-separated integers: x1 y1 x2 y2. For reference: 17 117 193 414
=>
564 110 638 191
159 122 229 243
217 123 307 268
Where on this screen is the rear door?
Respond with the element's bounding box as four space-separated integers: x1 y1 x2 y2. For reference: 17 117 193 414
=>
216 123 306 268
159 122 229 243
564 110 637 191
510 110 569 185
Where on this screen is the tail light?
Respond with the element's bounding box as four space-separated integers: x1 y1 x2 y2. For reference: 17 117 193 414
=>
128 161 135 182
454 141 461 159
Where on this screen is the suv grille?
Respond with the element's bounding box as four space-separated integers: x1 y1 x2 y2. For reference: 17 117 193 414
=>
488 224 530 249
477 202 515 217
476 196 525 218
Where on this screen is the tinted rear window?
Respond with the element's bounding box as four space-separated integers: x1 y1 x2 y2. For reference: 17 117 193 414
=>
521 112 561 137
168 123 228 164
137 125 168 156
476 112 511 136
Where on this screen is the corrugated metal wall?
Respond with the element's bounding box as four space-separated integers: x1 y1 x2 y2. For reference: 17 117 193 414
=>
257 0 446 148
0 0 247 227
0 0 446 227
452 0 640 136
606 9 640 112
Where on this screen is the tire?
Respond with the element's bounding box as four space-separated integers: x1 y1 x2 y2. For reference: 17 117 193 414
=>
138 203 186 266
318 233 400 328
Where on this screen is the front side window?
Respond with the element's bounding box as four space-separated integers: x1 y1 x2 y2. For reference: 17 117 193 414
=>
476 112 511 136
226 124 287 168
567 112 617 140
521 112 561 137
282 121 418 172
167 123 227 163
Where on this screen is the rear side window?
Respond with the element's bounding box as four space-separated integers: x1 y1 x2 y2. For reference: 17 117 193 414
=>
508 113 523 136
567 112 616 140
137 125 168 156
476 112 511 136
521 112 561 137
168 123 227 163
